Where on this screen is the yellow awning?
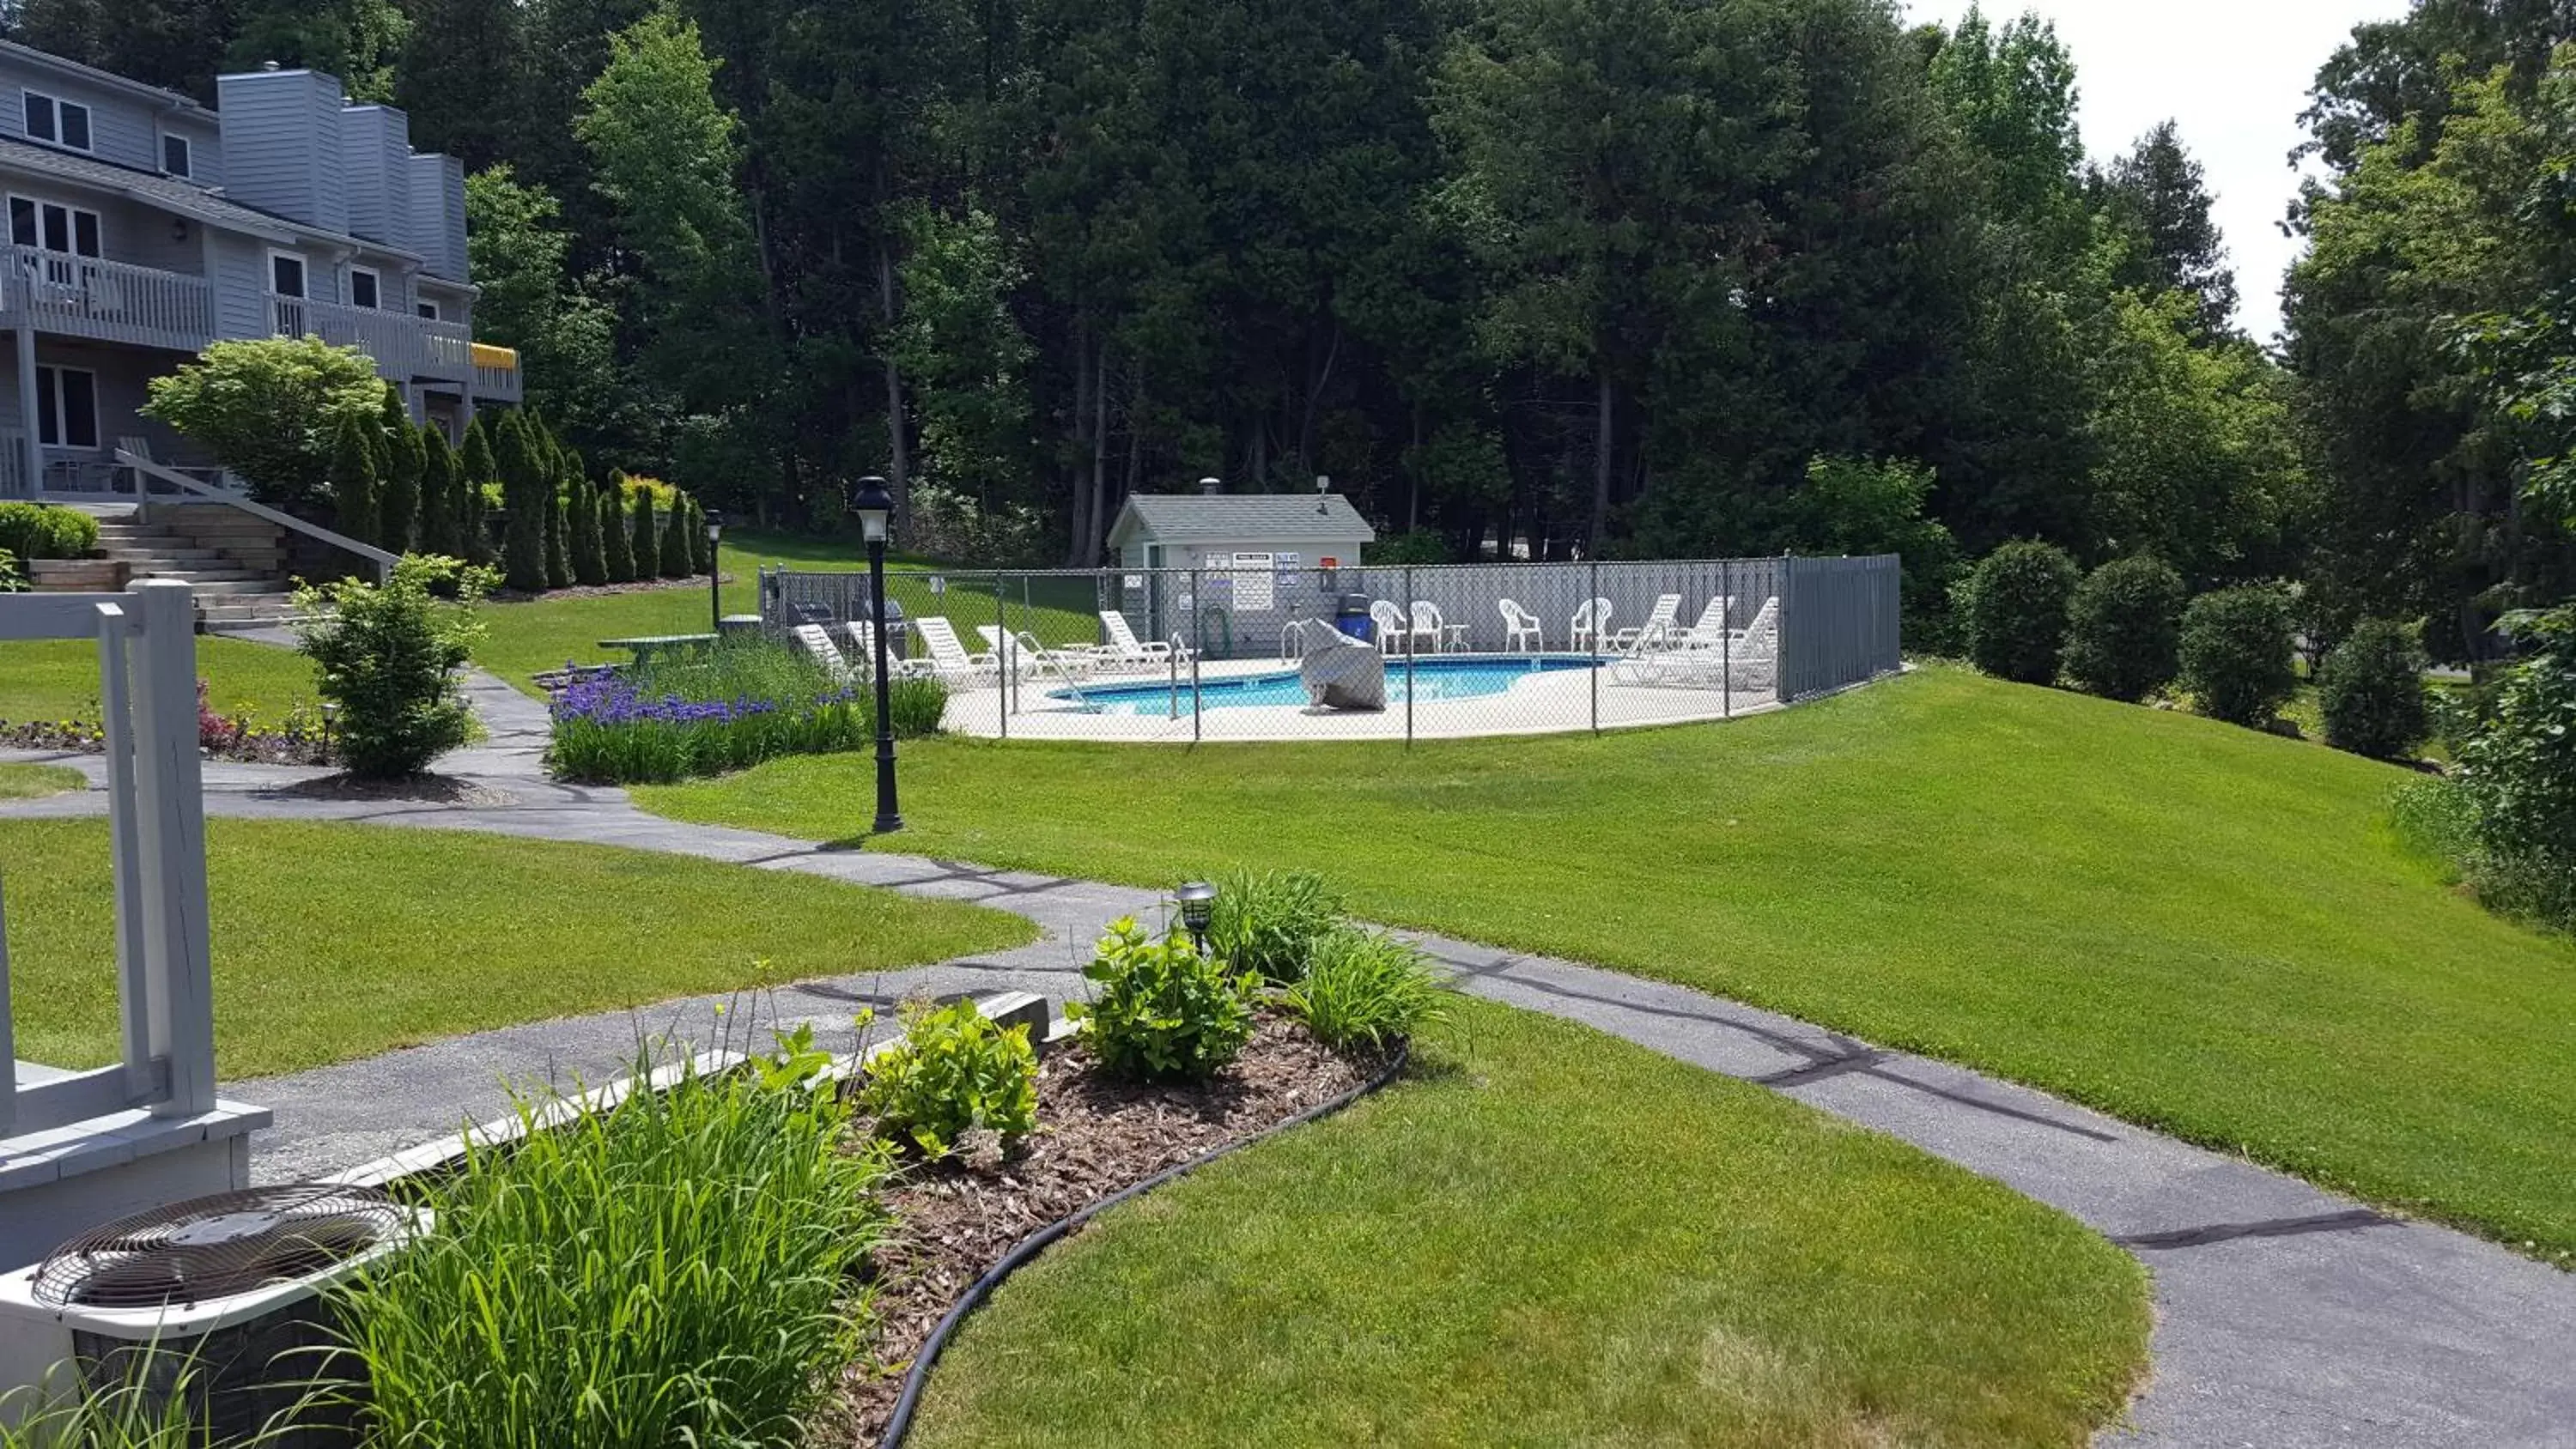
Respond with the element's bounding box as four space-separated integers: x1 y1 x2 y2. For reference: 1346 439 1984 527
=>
470 343 519 371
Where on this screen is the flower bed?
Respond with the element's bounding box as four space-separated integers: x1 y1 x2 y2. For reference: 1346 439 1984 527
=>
544 640 945 784
0 681 331 766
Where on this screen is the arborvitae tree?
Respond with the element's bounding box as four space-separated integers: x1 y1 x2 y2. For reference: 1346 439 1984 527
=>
685 495 713 574
603 471 637 582
659 490 695 579
328 411 379 547
569 464 606 585
458 415 497 565
416 427 460 557
495 411 549 592
546 491 574 589
372 391 421 553
629 488 662 579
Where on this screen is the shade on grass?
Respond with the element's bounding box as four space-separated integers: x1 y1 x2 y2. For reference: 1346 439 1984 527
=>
641 665 2576 1259
0 817 1033 1078
474 527 1098 693
0 636 318 724
912 997 2150 1447
0 763 82 799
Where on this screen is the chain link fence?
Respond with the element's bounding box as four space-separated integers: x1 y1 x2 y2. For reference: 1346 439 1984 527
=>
757 555 1899 744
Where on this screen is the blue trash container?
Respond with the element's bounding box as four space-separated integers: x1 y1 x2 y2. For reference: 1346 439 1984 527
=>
1334 593 1374 646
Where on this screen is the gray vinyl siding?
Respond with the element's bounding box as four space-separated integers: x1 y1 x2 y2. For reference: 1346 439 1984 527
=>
0 340 197 458
337 105 413 246
214 69 345 233
0 179 206 274
408 152 465 281
0 67 158 172
206 229 270 339
160 112 221 188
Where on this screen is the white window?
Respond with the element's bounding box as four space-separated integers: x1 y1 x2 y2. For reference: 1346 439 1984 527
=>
22 92 92 152
35 365 98 449
270 251 305 298
9 196 101 257
415 300 440 322
161 132 191 179
349 265 380 310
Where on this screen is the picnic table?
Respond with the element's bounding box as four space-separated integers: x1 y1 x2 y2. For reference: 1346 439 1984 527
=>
598 633 720 667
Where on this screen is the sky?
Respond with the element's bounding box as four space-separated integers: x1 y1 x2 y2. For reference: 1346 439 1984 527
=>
1905 0 2413 343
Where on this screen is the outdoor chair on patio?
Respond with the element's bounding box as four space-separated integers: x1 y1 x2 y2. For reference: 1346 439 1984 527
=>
1498 598 1543 652
792 624 859 685
914 616 1003 685
1611 594 1683 652
1097 610 1193 669
1409 601 1460 653
835 621 933 681
1674 595 1736 647
1370 600 1413 655
1569 597 1613 654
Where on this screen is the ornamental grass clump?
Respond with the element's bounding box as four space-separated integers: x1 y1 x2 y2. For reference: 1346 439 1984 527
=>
1206 868 1346 983
1074 917 1258 1082
328 1029 890 1448
1284 927 1449 1052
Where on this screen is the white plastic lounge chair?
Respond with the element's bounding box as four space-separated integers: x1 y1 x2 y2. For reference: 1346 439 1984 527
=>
1408 601 1451 653
792 623 856 684
1370 600 1413 655
836 621 933 681
914 616 1001 685
1612 594 1682 652
1674 595 1736 647
1569 597 1613 654
1097 610 1192 668
1498 598 1542 652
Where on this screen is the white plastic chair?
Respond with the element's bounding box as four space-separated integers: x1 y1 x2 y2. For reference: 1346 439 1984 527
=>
1370 600 1413 655
1097 610 1191 668
1409 601 1450 654
1675 595 1735 647
1569 597 1613 654
913 615 1000 685
1498 598 1542 652
792 624 857 685
836 621 932 681
1612 594 1682 652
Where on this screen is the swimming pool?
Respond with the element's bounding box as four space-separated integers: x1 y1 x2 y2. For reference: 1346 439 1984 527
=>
1058 654 1603 717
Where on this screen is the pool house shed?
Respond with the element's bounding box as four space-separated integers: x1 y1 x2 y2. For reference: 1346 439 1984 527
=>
1106 488 1377 574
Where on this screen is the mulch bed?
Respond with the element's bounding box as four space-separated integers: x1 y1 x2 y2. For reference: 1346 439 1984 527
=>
832 1009 1386 1443
252 773 516 805
1 719 331 766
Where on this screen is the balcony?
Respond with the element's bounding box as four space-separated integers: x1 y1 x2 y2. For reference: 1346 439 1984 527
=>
271 297 522 403
0 246 213 352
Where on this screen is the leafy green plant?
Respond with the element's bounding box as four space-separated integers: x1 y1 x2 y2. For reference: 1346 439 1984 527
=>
1206 869 1346 983
860 997 1040 1156
546 640 889 785
1074 916 1257 1082
138 337 387 509
2063 555 2185 703
292 555 495 779
1284 927 1449 1052
1960 541 2080 685
0 549 24 593
2451 606 2576 930
885 674 950 737
0 500 99 560
329 1029 890 1447
2178 586 2297 727
2318 618 2431 761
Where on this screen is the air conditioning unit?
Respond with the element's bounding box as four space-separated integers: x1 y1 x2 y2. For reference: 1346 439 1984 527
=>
0 1183 420 1443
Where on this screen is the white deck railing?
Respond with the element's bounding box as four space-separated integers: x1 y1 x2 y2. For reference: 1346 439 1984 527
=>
0 246 214 351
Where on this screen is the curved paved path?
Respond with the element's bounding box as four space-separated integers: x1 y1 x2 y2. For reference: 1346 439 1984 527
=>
6 668 2573 1447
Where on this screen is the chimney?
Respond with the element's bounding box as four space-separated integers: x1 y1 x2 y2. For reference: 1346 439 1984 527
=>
1199 476 1221 496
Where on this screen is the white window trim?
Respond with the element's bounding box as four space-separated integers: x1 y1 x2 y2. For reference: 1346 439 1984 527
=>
349 264 381 310
159 129 191 179
8 192 103 257
36 364 100 450
415 298 440 322
268 248 307 298
22 90 92 153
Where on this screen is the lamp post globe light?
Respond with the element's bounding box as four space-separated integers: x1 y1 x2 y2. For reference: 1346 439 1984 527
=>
852 476 902 835
1176 880 1218 955
704 510 725 634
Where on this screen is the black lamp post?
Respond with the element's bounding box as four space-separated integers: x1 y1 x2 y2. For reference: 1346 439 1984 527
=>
1176 880 1218 955
851 476 903 835
704 510 725 634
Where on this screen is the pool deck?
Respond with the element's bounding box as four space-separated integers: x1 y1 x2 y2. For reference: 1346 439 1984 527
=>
943 652 1782 743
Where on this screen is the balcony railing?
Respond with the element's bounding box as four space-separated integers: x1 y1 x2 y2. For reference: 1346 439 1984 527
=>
0 245 214 350
270 296 522 401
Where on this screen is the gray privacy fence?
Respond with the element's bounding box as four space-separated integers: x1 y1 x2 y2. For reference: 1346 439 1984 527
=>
758 553 1899 736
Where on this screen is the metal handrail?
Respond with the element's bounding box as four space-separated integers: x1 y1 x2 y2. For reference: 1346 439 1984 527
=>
116 450 398 582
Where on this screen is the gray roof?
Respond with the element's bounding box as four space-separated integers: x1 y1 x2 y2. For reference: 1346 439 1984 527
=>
0 136 426 261
0 42 212 117
1109 492 1377 548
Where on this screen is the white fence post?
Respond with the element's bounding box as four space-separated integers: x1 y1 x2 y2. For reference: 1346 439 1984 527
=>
93 601 155 1096
126 580 216 1115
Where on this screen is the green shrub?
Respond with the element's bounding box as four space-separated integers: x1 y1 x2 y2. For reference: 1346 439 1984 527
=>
1206 869 1346 984
137 336 386 508
545 494 573 590
2063 555 2185 702
630 490 661 578
2318 618 2431 761
2178 586 2297 727
417 427 461 557
659 494 695 579
2452 606 2576 930
0 549 23 593
569 478 608 586
331 1028 889 1446
292 555 495 778
1284 927 1449 1052
602 485 637 582
886 674 949 737
377 390 422 552
1960 541 2080 685
0 500 99 560
1075 916 1258 1082
860 997 1039 1156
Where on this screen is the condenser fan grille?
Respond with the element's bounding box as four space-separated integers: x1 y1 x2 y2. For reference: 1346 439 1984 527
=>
33 1184 406 1309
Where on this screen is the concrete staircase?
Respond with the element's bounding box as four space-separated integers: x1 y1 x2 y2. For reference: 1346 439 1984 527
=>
92 506 302 630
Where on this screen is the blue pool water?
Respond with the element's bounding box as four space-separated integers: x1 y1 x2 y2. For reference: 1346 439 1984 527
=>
1060 654 1601 717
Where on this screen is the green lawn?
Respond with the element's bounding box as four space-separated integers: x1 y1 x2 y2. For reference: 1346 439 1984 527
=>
641 665 2576 1260
0 636 319 724
474 527 1101 693
0 817 1033 1078
0 763 83 798
912 996 2149 1448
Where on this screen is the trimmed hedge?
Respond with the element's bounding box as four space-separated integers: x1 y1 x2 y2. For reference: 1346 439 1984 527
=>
1961 541 2080 685
2178 587 2297 727
2318 618 2430 761
0 501 99 561
2064 556 2185 703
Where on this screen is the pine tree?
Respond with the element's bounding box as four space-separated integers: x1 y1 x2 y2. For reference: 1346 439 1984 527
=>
629 489 662 578
603 471 637 582
328 411 379 547
376 391 424 553
659 490 694 579
417 426 460 556
690 496 715 575
2096 120 2239 336
568 455 606 585
495 412 549 592
458 415 498 565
